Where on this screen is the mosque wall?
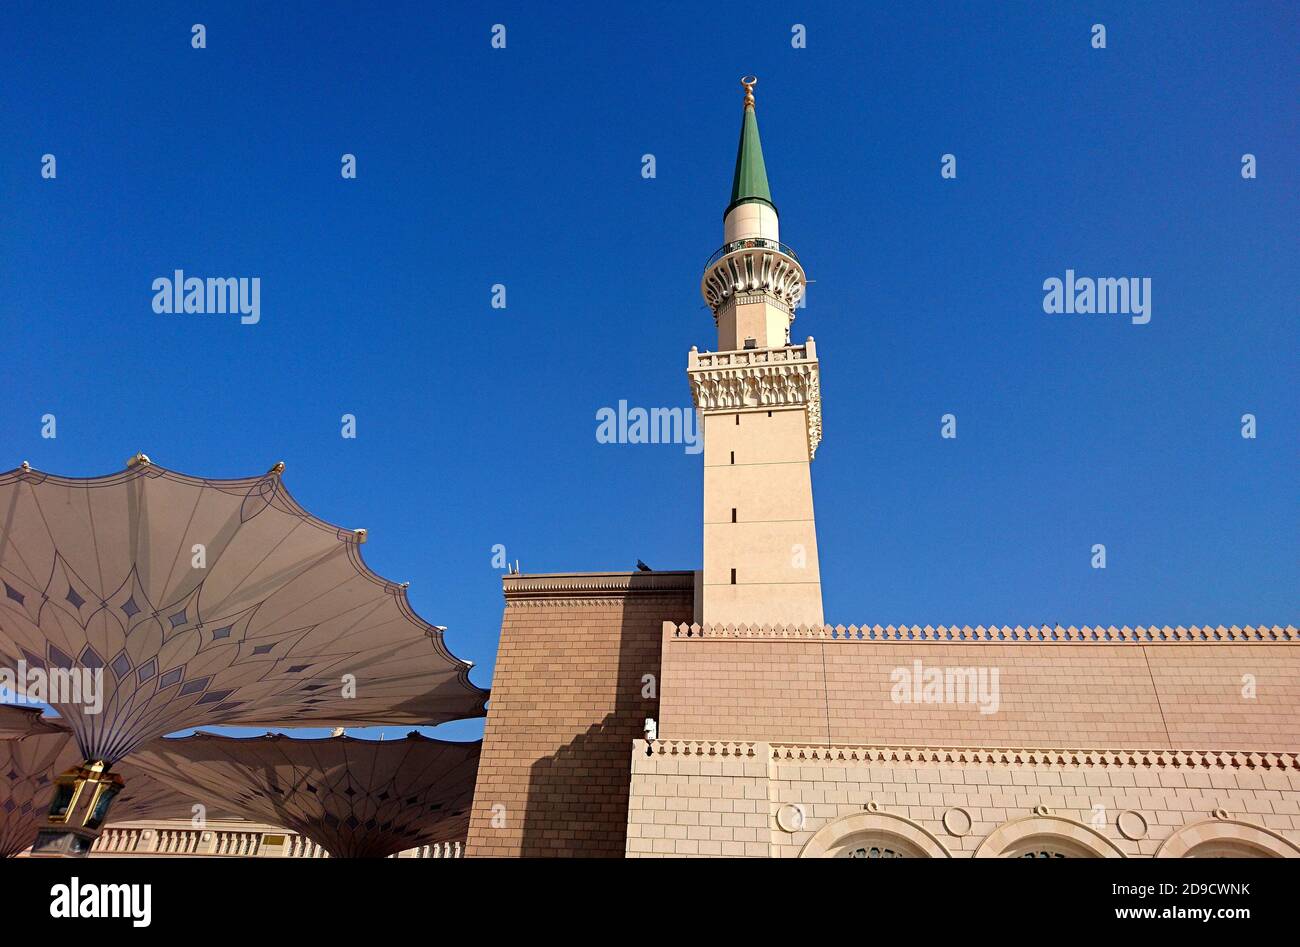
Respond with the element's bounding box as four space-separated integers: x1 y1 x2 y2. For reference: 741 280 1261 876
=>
630 623 1300 857
625 739 1300 857
465 572 694 857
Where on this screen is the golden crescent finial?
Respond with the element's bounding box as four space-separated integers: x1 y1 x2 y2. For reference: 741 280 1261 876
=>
741 75 757 109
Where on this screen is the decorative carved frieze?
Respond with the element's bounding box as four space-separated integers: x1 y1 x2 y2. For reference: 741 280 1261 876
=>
688 342 822 459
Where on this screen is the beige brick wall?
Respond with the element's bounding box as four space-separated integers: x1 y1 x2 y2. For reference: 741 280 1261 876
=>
471 608 1300 857
465 573 693 857
626 741 1300 858
636 625 1300 857
626 742 769 857
659 626 1300 750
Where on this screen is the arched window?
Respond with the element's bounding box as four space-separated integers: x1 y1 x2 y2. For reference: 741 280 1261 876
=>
1001 833 1112 858
1156 819 1300 859
974 816 1125 858
1184 840 1277 858
799 811 951 858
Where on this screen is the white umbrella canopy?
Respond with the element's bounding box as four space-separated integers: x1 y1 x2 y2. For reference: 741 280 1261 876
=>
0 726 77 857
1 708 236 857
0 461 487 765
129 731 481 858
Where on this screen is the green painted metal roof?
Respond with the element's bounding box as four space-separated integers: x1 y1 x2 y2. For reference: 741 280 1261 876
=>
726 105 776 217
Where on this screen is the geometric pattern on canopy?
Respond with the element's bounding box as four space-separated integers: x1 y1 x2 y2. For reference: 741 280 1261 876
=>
128 732 481 858
0 726 77 857
108 765 242 828
0 462 488 764
0 707 237 857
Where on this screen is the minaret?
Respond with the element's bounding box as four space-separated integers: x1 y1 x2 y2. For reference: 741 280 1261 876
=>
688 77 824 627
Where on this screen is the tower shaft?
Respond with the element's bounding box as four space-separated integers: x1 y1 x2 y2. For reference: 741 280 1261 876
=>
690 78 824 627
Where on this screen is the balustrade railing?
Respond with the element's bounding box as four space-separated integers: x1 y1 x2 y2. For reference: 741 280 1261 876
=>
690 342 813 371
704 237 800 269
88 825 463 857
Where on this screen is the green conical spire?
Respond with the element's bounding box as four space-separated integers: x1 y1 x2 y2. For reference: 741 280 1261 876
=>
726 77 776 217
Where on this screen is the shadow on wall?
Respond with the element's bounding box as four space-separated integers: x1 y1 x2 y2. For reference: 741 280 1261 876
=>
523 713 633 857
519 583 686 857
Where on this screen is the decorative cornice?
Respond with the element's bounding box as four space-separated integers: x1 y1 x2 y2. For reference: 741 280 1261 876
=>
641 739 1300 771
769 743 1300 771
688 342 822 459
664 621 1299 645
504 571 695 605
508 596 693 609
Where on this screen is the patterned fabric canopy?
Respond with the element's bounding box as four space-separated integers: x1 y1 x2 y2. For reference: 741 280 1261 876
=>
0 706 232 857
0 462 488 764
129 732 481 858
0 726 80 857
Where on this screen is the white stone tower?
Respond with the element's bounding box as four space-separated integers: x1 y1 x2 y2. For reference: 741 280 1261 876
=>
689 77 824 627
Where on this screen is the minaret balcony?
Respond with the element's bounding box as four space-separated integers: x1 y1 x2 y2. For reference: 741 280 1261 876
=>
688 338 815 372
687 339 822 459
701 238 806 316
704 237 800 269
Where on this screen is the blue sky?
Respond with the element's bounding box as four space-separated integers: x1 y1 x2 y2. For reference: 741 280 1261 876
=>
1 3 1295 742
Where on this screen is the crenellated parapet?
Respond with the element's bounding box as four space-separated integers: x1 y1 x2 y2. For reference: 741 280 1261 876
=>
768 743 1300 771
664 621 1300 644
636 739 1300 771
